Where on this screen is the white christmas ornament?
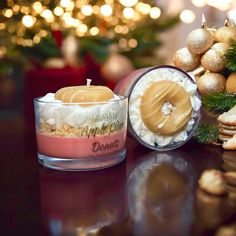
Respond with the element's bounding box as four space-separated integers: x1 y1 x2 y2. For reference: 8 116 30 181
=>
101 54 134 82
61 35 80 67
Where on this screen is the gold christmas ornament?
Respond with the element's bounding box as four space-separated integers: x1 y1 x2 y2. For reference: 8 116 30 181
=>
101 53 134 82
226 72 236 93
173 47 200 72
43 57 66 68
201 48 225 73
211 42 231 55
187 28 214 54
197 72 226 95
215 20 236 44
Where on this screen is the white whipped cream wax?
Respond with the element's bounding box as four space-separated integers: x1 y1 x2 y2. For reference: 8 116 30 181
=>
38 93 126 129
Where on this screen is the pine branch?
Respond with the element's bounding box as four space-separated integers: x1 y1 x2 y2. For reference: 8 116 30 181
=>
202 92 236 114
195 124 219 144
225 40 236 72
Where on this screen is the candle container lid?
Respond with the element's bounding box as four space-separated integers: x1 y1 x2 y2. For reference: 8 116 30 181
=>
114 65 201 151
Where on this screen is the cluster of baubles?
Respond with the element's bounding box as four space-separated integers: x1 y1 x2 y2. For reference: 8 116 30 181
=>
173 19 236 96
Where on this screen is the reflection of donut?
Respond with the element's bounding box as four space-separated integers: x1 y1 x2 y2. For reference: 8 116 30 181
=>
140 80 192 135
145 164 188 205
128 151 195 236
55 86 114 103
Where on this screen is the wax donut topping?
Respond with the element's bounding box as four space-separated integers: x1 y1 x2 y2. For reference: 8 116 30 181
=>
140 80 192 135
55 85 114 103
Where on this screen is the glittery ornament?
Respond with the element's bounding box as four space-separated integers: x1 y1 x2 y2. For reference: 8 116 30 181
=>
44 57 66 68
215 25 236 44
201 48 225 73
211 42 231 55
197 72 226 95
187 28 214 54
226 72 236 93
101 53 134 82
173 47 200 72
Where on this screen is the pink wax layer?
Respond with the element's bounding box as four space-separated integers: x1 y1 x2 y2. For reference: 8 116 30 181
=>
36 130 126 159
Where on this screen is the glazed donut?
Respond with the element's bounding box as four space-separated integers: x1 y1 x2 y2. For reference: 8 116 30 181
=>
55 85 114 103
140 80 192 135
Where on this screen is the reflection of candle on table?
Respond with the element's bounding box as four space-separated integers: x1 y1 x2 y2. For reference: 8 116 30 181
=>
34 79 128 171
40 162 127 234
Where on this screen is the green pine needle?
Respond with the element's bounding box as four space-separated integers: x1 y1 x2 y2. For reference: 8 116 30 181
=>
226 40 236 72
202 92 236 114
195 124 219 144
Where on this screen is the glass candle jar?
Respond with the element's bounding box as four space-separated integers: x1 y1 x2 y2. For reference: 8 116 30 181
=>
34 96 128 171
114 65 201 151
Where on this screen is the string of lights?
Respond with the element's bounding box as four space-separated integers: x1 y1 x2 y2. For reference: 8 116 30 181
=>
0 0 162 50
1 0 235 60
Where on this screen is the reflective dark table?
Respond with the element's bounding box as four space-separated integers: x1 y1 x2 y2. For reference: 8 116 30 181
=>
0 118 236 236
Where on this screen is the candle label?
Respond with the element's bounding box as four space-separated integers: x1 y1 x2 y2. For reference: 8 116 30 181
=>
80 121 124 138
92 139 119 153
90 111 119 122
39 110 125 138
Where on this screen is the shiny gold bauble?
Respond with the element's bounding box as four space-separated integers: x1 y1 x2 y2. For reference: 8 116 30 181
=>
226 72 236 93
215 26 236 44
211 42 231 55
200 42 230 73
197 72 226 95
187 28 214 54
173 47 200 72
201 48 225 73
101 53 134 82
44 57 66 68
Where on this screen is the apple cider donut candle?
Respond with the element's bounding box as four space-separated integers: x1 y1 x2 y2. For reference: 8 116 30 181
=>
114 65 201 151
34 79 128 171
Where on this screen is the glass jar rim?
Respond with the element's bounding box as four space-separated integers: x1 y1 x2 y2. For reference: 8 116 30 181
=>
34 95 128 105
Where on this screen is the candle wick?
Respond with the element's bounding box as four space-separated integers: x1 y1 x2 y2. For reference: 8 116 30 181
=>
86 79 92 87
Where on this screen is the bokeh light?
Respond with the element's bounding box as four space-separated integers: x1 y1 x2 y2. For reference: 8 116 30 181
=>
120 0 138 7
22 15 36 28
191 0 206 7
100 4 113 16
81 5 93 16
149 7 161 19
180 9 196 23
123 7 135 19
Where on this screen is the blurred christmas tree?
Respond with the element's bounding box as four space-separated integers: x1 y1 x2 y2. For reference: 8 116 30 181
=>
0 0 179 75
